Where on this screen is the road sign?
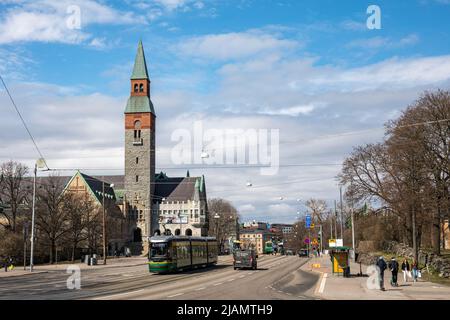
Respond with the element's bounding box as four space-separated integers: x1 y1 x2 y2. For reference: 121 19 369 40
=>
310 223 315 229
329 239 336 247
305 215 311 228
304 238 310 244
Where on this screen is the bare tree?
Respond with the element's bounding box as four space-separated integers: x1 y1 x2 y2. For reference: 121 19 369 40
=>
207 198 240 252
35 175 69 263
0 161 29 232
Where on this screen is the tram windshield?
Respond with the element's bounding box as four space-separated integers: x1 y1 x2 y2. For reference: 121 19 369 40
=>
151 242 169 258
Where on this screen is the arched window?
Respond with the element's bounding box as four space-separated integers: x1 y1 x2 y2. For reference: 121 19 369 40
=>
185 229 192 236
134 83 138 92
175 229 181 236
139 83 144 92
134 120 141 142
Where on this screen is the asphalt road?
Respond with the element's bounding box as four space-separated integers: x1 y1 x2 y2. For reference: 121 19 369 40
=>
0 255 319 300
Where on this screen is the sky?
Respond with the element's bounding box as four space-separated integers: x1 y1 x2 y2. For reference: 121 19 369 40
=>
0 0 450 223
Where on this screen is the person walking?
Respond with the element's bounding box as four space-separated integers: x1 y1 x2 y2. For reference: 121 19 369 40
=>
376 256 387 291
401 258 410 283
389 257 399 287
411 259 419 283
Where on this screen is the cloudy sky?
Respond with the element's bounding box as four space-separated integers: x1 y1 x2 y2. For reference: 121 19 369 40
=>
1 0 450 223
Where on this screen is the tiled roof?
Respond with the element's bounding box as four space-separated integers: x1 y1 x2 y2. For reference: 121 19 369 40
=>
130 40 149 80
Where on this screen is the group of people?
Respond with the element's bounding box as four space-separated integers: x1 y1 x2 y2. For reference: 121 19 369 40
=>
2 256 15 272
376 256 420 291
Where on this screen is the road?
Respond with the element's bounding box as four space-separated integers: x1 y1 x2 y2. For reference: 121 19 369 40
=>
0 255 319 300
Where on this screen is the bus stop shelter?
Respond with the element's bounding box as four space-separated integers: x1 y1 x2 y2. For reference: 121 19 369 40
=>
330 246 351 277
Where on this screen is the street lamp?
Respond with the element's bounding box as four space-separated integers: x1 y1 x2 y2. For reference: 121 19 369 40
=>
102 182 114 265
30 158 46 272
214 213 220 252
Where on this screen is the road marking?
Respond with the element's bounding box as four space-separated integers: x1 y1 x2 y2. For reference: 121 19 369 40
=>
227 278 235 282
247 272 253 275
213 282 223 286
93 289 144 300
167 292 184 298
239 275 245 278
318 273 327 294
195 287 206 291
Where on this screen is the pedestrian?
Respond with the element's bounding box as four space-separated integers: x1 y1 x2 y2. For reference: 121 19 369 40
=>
376 256 387 291
389 257 399 287
401 258 410 283
411 259 419 283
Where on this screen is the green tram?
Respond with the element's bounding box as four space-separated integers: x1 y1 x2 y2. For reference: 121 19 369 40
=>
148 236 218 273
264 241 274 254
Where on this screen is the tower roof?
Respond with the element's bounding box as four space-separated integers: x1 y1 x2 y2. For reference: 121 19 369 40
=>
131 40 149 80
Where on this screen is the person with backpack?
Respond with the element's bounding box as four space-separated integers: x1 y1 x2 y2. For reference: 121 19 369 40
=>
376 256 387 291
389 257 399 287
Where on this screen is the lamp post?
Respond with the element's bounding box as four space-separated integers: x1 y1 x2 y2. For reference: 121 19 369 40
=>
30 158 45 272
214 213 220 252
102 181 114 265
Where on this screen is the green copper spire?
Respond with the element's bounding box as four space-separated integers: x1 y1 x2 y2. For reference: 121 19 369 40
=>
131 40 149 80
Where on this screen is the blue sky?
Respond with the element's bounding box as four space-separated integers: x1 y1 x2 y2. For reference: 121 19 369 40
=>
1 0 450 223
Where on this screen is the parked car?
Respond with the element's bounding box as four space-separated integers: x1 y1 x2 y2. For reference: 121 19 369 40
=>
286 250 294 256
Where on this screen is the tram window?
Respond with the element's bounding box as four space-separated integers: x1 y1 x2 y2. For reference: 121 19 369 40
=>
151 243 168 257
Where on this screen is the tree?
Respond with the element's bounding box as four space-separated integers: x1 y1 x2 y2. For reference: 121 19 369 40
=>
207 198 240 252
35 175 70 263
0 161 29 232
339 89 450 257
63 192 96 261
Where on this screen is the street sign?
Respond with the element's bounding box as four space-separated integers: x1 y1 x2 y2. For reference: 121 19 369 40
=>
305 215 311 228
304 238 310 244
310 223 315 229
329 239 336 247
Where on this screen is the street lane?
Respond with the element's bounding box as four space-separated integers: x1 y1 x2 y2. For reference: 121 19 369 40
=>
0 255 318 300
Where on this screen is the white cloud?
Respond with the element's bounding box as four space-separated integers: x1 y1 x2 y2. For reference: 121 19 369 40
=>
176 29 299 61
347 34 420 50
0 0 146 45
238 204 256 213
258 104 316 117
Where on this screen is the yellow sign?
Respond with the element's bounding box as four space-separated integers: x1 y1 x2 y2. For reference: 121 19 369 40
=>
310 224 315 229
329 239 336 247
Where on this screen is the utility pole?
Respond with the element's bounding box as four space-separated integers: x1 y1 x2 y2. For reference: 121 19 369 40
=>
102 180 107 265
334 200 338 240
319 224 323 254
23 222 28 270
29 163 37 272
339 186 344 241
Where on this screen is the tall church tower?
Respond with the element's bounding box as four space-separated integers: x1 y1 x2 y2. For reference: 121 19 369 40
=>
124 41 156 253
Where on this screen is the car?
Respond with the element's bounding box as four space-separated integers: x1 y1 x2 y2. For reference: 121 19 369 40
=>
286 250 294 256
233 249 257 270
298 249 308 257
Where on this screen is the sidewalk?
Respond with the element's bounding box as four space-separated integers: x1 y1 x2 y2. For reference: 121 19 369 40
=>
303 255 450 300
0 256 148 278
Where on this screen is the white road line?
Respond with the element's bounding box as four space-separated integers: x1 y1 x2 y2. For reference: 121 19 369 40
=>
247 272 253 275
195 287 206 291
213 282 223 286
318 273 327 294
227 278 235 282
239 275 245 278
167 292 184 298
93 289 144 300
